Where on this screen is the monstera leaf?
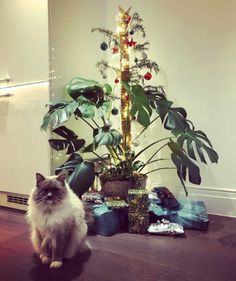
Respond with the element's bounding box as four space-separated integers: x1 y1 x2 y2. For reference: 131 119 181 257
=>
49 126 85 155
94 128 122 146
97 100 112 117
145 87 189 131
168 140 201 195
130 85 152 127
41 101 78 130
66 77 112 104
74 96 96 118
122 81 152 127
156 97 189 131
172 128 219 164
55 153 95 196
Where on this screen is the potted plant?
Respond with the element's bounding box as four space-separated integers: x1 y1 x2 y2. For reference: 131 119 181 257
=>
41 7 218 198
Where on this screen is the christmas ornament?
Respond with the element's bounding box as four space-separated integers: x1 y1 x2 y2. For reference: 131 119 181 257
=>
112 47 119 54
124 95 129 102
126 38 137 47
144 72 152 80
100 42 108 51
111 107 119 115
114 78 119 83
125 15 132 23
141 52 148 61
129 29 134 35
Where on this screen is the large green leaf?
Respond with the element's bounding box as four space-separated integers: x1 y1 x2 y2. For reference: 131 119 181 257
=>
168 140 201 195
53 125 78 139
67 77 99 92
49 126 85 155
67 77 110 104
78 101 95 118
83 142 98 153
94 128 122 146
55 153 95 196
145 87 189 131
130 85 152 127
41 101 78 130
97 100 111 117
172 128 219 164
103 83 112 94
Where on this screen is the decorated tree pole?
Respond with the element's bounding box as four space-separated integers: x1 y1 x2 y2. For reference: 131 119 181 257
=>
117 7 132 151
92 6 159 158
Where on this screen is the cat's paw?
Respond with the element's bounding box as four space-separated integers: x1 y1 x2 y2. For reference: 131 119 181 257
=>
40 254 51 264
50 261 63 269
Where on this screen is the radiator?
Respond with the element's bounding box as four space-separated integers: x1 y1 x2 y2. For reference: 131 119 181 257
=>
0 191 28 211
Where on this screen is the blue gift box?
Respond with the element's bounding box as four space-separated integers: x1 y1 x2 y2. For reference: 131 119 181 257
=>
90 204 121 236
149 199 209 230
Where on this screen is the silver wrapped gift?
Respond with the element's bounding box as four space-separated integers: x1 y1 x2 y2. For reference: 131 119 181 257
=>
148 219 184 236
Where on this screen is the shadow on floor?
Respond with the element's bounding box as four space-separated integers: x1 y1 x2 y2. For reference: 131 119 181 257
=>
218 233 236 248
30 249 91 281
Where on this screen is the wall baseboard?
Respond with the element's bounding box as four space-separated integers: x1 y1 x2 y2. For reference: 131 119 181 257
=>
1 187 235 218
178 186 236 218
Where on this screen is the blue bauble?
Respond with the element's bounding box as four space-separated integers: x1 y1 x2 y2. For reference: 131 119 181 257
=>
100 42 108 51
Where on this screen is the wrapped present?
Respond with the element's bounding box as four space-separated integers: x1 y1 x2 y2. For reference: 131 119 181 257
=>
81 191 104 204
149 199 209 230
128 211 149 234
105 198 129 209
90 204 120 236
148 219 184 236
127 189 149 213
153 187 180 209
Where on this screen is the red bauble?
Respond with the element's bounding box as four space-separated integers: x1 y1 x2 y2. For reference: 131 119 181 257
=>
125 15 132 23
144 72 152 80
115 78 119 83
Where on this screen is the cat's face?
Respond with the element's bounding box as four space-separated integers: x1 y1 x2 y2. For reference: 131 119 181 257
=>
33 171 68 208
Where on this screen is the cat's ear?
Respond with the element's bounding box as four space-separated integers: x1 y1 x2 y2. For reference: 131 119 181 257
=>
56 170 69 184
36 173 45 185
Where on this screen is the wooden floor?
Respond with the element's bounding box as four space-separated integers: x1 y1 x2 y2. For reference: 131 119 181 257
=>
0 208 235 281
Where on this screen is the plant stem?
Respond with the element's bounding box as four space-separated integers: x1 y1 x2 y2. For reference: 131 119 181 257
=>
139 142 169 172
138 158 170 171
81 146 107 169
106 145 120 164
92 118 100 128
81 117 95 130
133 115 160 141
101 116 106 125
133 137 173 161
144 167 176 175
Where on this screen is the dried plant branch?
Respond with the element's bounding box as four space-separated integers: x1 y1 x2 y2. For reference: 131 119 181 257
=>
134 42 150 53
91 27 119 46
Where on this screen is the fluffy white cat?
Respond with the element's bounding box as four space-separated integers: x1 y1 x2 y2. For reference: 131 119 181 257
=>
27 171 89 269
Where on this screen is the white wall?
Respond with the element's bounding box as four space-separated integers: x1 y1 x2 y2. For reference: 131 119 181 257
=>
49 0 236 216
0 0 49 85
0 0 50 195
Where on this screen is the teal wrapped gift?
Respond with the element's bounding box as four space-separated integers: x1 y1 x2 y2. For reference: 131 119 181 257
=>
90 204 120 236
149 199 209 230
